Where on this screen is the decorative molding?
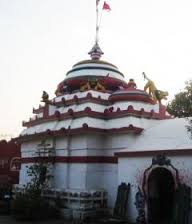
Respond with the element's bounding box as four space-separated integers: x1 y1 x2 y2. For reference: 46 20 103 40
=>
66 65 125 77
33 105 44 114
152 154 171 166
115 148 192 157
21 156 118 164
16 126 143 143
22 107 162 127
142 155 179 194
73 59 118 69
109 94 155 104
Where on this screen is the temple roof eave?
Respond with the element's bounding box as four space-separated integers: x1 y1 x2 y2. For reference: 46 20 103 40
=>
16 125 144 143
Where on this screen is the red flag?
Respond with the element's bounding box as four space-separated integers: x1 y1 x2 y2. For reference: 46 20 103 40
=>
103 1 111 11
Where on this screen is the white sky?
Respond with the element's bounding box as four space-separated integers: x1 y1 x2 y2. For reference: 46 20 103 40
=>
0 0 192 138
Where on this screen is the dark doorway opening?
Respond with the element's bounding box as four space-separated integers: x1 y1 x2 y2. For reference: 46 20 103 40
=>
147 168 175 224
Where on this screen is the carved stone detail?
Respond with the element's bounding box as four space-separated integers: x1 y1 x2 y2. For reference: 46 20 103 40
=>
135 187 146 224
152 154 171 166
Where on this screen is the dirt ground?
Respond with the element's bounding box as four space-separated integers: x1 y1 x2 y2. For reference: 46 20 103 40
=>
0 216 73 224
0 215 136 224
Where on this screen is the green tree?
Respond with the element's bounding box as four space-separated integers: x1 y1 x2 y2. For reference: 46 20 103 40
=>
26 162 52 194
12 162 59 220
167 80 192 139
167 80 192 117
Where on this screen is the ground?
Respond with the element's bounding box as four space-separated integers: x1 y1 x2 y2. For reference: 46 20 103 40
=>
0 216 72 224
0 216 135 224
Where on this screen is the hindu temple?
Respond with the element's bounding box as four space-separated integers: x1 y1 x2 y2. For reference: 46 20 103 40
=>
15 1 192 220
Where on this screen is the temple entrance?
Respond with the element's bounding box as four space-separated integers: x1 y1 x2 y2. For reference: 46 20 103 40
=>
147 167 175 224
136 156 191 224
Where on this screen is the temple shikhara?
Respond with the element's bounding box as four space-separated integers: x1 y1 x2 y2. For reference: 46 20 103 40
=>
15 2 192 223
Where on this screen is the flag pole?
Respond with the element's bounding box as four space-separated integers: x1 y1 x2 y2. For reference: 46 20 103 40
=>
98 1 111 42
98 7 103 33
96 0 99 44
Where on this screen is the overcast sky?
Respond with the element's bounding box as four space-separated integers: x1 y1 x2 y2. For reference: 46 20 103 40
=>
0 0 192 138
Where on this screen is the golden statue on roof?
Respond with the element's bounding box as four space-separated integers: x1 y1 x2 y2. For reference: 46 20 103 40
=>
80 78 106 92
143 72 168 103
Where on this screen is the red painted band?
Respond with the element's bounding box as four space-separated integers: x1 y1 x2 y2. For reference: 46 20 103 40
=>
16 126 143 143
115 148 192 157
21 156 118 164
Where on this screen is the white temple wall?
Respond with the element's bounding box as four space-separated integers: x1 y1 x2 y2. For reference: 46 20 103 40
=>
55 148 69 156
112 101 159 113
84 133 119 156
86 164 104 189
66 69 124 82
19 163 34 186
54 163 68 189
54 90 110 103
58 147 116 156
21 141 40 151
104 134 138 150
21 140 41 158
55 148 88 156
102 164 118 208
56 136 87 151
68 163 87 189
85 163 118 208
55 102 106 114
170 156 192 187
48 105 56 116
118 157 150 221
107 117 159 130
87 134 104 149
53 162 118 208
86 148 117 156
21 149 36 158
126 118 192 151
21 139 55 157
54 163 87 189
55 134 108 156
55 137 68 150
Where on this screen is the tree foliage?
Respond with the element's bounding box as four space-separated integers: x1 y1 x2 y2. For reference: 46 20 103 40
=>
167 80 192 139
167 80 192 117
186 119 192 139
12 162 59 220
26 163 52 194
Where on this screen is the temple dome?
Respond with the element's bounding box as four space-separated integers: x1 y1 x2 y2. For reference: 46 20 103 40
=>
66 59 125 81
64 59 127 90
55 43 128 95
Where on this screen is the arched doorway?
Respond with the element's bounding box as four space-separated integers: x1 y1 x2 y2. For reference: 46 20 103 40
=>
147 167 175 224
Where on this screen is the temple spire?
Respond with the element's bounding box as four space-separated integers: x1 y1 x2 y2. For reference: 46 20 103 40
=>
88 42 104 60
88 0 104 60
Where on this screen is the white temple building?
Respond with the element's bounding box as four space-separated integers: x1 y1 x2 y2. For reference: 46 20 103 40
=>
16 42 192 223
